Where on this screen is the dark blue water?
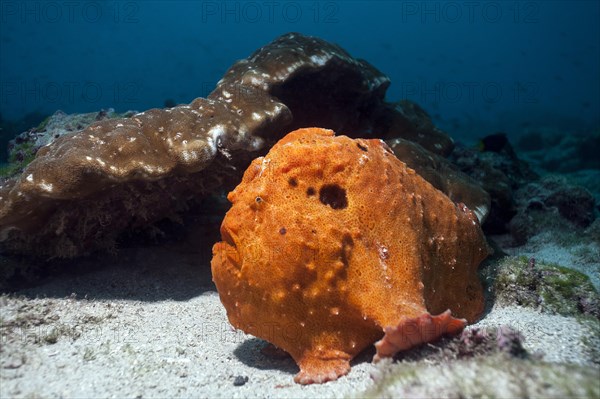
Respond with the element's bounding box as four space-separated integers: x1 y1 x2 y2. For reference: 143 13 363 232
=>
1 1 598 146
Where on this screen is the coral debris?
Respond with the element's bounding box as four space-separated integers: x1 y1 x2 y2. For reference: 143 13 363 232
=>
211 128 489 384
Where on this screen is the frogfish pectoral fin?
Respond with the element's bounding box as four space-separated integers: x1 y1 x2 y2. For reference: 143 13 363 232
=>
294 349 352 385
373 309 466 362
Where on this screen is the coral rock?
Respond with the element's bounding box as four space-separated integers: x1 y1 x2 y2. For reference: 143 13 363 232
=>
0 98 275 257
386 137 490 223
211 128 489 384
379 100 455 156
0 33 483 258
494 256 600 318
450 138 537 234
517 129 600 172
508 175 597 245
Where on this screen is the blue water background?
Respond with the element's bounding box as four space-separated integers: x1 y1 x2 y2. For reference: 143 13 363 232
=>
1 0 598 145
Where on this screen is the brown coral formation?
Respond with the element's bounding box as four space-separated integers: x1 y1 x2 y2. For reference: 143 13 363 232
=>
211 128 489 384
0 32 488 258
387 138 490 223
0 98 280 257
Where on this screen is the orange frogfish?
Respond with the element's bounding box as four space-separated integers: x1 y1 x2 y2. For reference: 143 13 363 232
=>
211 128 489 384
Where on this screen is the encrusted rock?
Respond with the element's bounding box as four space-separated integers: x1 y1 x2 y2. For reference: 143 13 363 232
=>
517 129 600 172
453 326 527 359
508 175 597 245
494 256 599 318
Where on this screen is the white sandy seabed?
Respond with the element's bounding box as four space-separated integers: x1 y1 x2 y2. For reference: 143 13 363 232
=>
1 234 599 398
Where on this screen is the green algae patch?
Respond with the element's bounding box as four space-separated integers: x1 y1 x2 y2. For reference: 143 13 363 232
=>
494 256 599 318
0 142 36 178
491 256 600 367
